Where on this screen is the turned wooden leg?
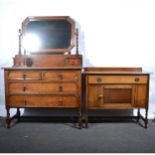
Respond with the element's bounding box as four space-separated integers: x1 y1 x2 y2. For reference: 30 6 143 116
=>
145 108 148 128
137 108 140 122
78 110 82 129
6 108 11 128
85 109 88 128
16 108 21 122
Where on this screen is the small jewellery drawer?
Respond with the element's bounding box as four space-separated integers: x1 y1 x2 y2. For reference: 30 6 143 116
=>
88 75 148 84
8 95 78 108
8 71 41 80
43 71 79 81
9 83 77 93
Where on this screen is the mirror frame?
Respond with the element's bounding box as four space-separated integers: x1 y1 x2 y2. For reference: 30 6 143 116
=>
22 16 76 53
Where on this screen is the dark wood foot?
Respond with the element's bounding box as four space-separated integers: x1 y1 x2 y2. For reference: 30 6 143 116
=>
138 108 148 128
145 108 148 128
85 111 88 128
6 108 11 128
145 120 148 128
137 108 140 122
16 108 21 122
78 110 82 129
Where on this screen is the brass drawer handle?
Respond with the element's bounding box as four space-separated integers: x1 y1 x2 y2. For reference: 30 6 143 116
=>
96 77 102 82
135 77 140 82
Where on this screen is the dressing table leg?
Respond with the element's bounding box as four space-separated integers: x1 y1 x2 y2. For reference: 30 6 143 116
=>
78 110 82 129
145 108 148 128
16 108 21 122
137 108 140 122
6 108 11 128
85 109 88 128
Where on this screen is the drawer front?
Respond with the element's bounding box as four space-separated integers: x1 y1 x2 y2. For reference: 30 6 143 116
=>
8 95 78 108
9 83 77 93
88 75 147 84
8 71 41 80
43 71 79 81
8 96 26 107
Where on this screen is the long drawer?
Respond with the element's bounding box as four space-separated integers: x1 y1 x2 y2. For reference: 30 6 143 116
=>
8 95 78 108
88 75 148 84
9 82 77 94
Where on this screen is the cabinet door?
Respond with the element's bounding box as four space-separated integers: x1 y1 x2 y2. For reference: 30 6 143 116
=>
87 85 101 108
134 85 148 108
87 84 135 109
100 85 134 109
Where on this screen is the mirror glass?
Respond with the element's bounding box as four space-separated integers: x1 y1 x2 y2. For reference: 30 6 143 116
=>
22 17 75 53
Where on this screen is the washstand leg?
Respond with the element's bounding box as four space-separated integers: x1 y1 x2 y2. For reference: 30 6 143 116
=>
137 108 140 122
78 110 82 129
85 109 88 128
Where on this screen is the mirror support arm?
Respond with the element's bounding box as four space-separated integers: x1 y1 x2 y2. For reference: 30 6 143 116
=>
18 29 22 55
76 28 79 55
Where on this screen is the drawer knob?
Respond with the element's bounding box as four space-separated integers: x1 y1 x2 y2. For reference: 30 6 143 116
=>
58 101 63 105
24 100 27 105
96 77 102 82
59 86 63 92
58 74 63 80
135 77 140 82
23 74 26 79
42 72 45 77
98 95 103 99
22 86 26 92
39 72 42 80
74 76 78 81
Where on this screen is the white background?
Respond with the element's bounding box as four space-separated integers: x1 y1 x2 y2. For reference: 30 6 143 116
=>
0 0 155 116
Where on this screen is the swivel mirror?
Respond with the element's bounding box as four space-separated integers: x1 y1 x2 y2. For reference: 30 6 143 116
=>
22 16 76 53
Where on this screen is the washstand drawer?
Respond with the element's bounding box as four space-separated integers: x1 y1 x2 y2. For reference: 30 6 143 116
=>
9 83 77 93
8 71 41 80
8 95 78 108
88 75 148 84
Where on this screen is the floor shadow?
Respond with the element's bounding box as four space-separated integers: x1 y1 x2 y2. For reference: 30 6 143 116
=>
0 116 5 128
4 108 81 129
